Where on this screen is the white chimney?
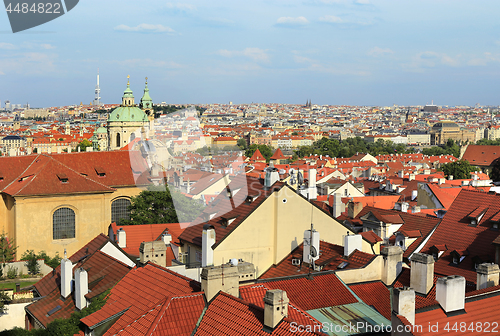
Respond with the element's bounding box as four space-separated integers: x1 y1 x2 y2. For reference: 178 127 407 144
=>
303 228 320 263
476 263 500 290
409 174 415 181
393 287 415 325
473 174 478 181
202 225 216 267
264 167 280 188
398 170 404 178
436 275 466 313
401 202 409 213
411 190 418 201
61 251 73 298
344 234 362 257
332 193 344 218
162 233 172 245
308 168 317 200
117 228 126 248
74 267 88 310
412 205 421 213
264 289 289 329
410 253 434 295
381 246 403 286
448 175 453 180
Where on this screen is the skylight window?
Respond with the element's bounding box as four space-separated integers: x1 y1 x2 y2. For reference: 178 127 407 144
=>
57 173 68 183
95 166 106 177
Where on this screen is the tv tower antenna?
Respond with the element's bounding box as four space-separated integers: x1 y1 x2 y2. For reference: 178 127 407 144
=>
93 68 101 106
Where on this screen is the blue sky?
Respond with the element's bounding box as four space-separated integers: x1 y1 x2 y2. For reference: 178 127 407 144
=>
1 0 500 107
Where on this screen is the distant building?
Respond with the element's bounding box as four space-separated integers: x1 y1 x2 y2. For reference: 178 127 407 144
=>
429 121 475 145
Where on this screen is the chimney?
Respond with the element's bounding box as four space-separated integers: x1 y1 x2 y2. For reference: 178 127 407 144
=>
344 234 362 257
162 232 172 245
308 168 317 200
476 263 500 290
401 202 409 213
202 224 216 267
303 228 320 263
74 267 88 310
140 241 167 267
411 190 418 201
409 174 415 181
392 287 415 325
264 167 279 188
438 178 445 185
332 193 344 218
398 170 404 178
381 246 403 286
348 201 362 218
448 175 453 180
201 262 239 301
61 250 73 298
264 289 289 329
436 275 466 313
410 253 434 295
117 228 126 248
57 146 62 154
412 205 421 213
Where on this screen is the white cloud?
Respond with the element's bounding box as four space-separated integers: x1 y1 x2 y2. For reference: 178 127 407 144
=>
402 51 461 72
114 24 176 33
319 15 343 23
40 44 55 50
368 47 394 57
355 0 371 4
0 43 17 50
165 2 196 11
0 52 57 75
276 16 309 26
216 48 270 63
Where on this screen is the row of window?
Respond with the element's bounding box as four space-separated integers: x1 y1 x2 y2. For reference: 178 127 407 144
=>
52 199 131 240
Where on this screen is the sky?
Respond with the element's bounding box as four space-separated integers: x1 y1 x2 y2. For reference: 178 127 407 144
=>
1 0 500 107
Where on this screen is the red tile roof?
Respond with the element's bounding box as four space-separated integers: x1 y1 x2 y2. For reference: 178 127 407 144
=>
26 250 132 327
194 291 324 336
253 272 358 310
250 149 266 162
461 144 500 166
419 189 500 283
349 281 391 319
114 293 206 336
34 234 109 297
270 148 287 160
259 241 375 279
81 263 200 335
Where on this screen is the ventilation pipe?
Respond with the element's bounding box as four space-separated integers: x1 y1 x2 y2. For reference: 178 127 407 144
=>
74 267 88 310
117 228 126 248
61 250 73 298
202 224 216 267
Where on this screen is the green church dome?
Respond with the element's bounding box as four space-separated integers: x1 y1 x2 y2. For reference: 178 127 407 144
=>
108 106 148 122
96 126 107 133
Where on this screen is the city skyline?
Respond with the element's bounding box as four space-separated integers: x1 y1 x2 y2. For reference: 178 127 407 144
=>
1 0 500 107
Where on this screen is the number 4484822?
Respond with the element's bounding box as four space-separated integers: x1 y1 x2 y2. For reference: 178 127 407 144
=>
5 3 61 14
444 322 498 333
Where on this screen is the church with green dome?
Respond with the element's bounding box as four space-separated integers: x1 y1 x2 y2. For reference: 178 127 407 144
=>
104 76 155 151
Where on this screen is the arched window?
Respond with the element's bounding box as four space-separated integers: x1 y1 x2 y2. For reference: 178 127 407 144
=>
53 208 75 240
112 198 131 224
116 133 121 148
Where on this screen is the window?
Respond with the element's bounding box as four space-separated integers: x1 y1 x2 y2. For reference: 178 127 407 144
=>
111 198 131 224
53 208 75 240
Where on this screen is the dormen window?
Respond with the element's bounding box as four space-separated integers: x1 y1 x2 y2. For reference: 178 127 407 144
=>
57 173 68 183
111 198 131 224
53 208 75 240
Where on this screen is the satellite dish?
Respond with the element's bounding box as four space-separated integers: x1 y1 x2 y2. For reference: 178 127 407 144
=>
310 245 318 258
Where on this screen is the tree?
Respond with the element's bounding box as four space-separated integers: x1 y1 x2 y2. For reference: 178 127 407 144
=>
78 139 92 152
21 250 40 275
121 186 205 225
440 160 479 179
0 232 16 276
237 138 247 150
490 158 500 182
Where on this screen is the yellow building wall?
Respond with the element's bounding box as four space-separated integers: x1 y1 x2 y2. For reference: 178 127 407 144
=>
211 186 372 277
4 186 141 259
